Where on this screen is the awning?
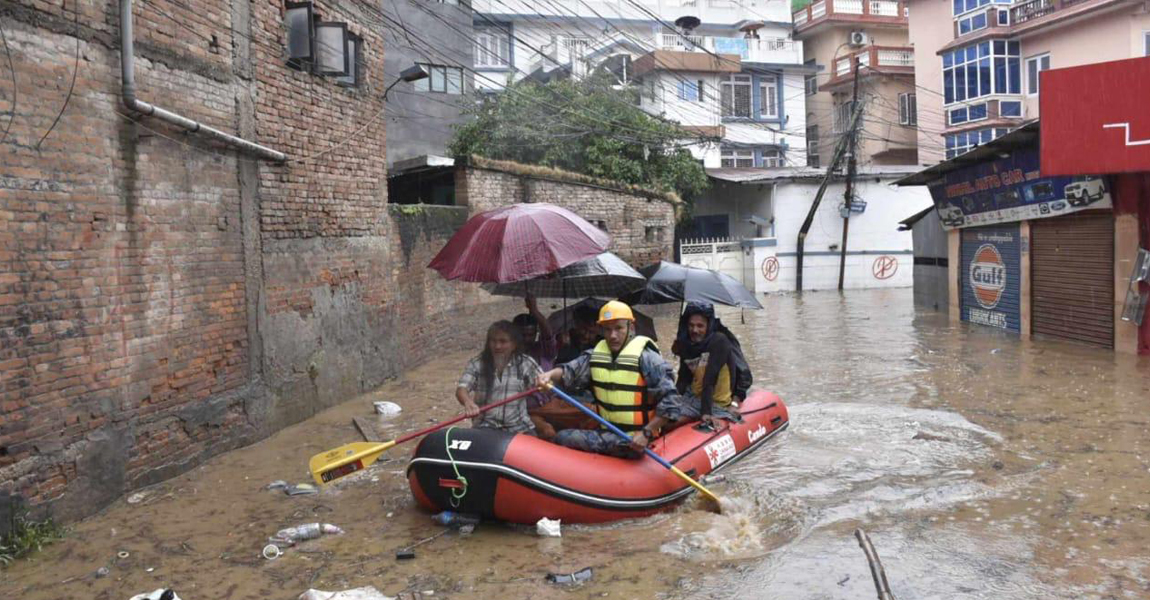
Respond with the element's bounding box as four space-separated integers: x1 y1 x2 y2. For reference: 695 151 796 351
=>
894 121 1040 187
897 205 935 231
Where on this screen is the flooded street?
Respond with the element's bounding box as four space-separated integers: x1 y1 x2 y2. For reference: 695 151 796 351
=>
4 288 1150 599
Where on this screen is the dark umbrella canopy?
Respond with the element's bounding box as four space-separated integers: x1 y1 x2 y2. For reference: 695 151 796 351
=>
481 252 646 299
428 203 610 284
547 298 658 341
625 261 763 309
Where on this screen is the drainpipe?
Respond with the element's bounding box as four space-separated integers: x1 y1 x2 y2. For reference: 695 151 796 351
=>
120 0 286 162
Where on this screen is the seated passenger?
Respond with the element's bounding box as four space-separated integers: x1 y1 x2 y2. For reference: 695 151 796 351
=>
513 293 558 372
455 321 538 435
554 305 601 365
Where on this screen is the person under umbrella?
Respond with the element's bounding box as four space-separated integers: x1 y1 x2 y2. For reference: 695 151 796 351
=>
631 302 746 449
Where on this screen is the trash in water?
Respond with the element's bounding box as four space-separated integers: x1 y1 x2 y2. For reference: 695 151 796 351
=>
457 524 475 536
262 544 282 560
128 590 181 600
299 587 394 600
546 567 593 585
285 483 318 496
267 480 289 491
270 523 344 545
373 401 402 416
535 517 561 538
431 511 480 529
95 566 110 578
991 348 1001 354
395 529 451 560
117 550 131 559
126 492 149 504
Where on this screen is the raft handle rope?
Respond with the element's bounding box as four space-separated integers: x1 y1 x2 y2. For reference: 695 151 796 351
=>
444 426 469 507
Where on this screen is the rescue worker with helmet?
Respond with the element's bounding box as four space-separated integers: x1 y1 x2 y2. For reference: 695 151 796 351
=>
536 300 679 457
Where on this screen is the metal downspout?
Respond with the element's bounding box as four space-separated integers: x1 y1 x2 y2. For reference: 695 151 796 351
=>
120 0 286 162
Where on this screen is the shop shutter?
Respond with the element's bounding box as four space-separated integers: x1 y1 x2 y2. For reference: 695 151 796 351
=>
1030 212 1114 348
960 225 1022 333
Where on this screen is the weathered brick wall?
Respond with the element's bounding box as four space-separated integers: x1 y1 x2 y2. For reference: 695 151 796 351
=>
456 165 677 267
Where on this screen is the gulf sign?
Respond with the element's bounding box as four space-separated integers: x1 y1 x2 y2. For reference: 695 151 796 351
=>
1041 56 1150 175
969 244 1006 309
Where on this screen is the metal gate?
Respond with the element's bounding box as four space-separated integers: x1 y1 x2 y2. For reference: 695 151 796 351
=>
961 225 1022 333
1030 212 1114 348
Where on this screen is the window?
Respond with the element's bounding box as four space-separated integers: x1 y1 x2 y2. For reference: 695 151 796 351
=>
475 26 510 68
759 76 778 118
944 127 1005 159
997 9 1009 25
943 40 1019 105
1144 32 1150 56
953 0 1011 17
415 64 463 94
678 79 704 102
957 10 988 35
645 226 665 243
720 75 752 118
1026 53 1050 95
833 100 857 133
804 59 818 96
807 125 820 168
899 93 917 126
968 102 987 121
761 148 781 168
949 106 968 125
721 147 755 168
999 100 1022 117
336 33 361 87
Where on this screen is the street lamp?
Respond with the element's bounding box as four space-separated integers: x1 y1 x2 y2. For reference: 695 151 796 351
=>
384 64 429 100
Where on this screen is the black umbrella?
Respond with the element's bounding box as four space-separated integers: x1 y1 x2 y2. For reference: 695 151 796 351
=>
547 298 658 341
482 252 646 299
624 261 763 309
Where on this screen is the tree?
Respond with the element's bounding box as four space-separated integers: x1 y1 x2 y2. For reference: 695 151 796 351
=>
449 76 710 205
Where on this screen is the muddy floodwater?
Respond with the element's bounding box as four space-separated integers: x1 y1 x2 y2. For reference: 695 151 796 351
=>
4 289 1150 599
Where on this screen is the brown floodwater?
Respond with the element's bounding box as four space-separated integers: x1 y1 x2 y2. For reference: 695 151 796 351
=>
3 289 1149 600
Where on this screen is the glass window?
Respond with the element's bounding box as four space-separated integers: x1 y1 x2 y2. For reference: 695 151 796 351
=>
1144 31 1150 56
945 127 1007 158
1000 101 1021 117
944 40 1021 105
833 101 857 133
899 93 917 126
415 64 463 95
950 107 968 125
720 75 753 118
759 76 778 118
721 147 755 168
678 80 700 102
968 103 987 120
1026 53 1050 95
475 26 510 68
997 9 1008 25
760 148 781 167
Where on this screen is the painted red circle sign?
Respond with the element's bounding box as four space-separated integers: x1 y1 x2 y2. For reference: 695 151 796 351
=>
761 257 779 281
969 243 1006 309
872 256 898 280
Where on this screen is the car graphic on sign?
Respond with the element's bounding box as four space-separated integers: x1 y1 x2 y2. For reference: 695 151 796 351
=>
1064 177 1105 207
938 205 965 227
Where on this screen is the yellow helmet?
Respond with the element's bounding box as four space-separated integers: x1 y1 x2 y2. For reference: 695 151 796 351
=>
597 300 635 324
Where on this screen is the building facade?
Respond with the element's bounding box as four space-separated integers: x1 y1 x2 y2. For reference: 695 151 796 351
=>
469 0 809 169
380 0 474 167
793 0 918 167
908 0 1150 163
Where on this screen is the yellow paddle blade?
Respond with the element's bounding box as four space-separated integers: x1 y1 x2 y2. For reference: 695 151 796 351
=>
309 440 395 486
669 465 723 510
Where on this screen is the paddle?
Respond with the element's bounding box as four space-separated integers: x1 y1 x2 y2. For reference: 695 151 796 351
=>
309 388 539 485
541 382 723 509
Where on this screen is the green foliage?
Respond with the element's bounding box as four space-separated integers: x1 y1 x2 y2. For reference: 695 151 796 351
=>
449 77 709 204
792 0 812 11
0 514 65 566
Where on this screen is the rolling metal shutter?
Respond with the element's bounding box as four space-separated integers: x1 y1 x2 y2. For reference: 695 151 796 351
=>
960 225 1022 333
1030 212 1114 348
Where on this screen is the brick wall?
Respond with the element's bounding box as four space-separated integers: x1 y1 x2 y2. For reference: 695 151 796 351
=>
0 0 676 524
455 162 678 268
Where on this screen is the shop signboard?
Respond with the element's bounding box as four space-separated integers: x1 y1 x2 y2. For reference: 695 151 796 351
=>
928 147 1112 231
961 225 1021 333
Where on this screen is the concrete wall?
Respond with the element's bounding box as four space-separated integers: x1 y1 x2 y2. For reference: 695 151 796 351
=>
907 0 949 165
911 209 950 311
694 179 775 239
768 177 933 290
380 0 472 166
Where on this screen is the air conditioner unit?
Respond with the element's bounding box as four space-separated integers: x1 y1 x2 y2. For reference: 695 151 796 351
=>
848 31 869 47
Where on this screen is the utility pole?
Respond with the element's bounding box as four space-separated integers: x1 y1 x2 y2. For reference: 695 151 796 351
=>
796 64 865 292
837 61 862 291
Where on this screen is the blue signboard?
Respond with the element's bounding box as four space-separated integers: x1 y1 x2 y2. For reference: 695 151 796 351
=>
928 147 1112 230
961 225 1021 333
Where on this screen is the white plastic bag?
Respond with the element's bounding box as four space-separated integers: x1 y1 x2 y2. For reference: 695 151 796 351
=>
299 586 394 600
373 401 402 416
536 517 562 537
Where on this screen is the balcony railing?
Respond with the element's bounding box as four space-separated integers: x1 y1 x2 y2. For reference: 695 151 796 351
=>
655 34 801 63
793 0 907 29
831 45 915 83
1010 0 1095 25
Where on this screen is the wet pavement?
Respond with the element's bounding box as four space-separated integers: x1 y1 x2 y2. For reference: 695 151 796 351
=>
4 288 1150 599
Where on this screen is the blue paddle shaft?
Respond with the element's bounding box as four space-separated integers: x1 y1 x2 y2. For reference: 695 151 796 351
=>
546 384 674 469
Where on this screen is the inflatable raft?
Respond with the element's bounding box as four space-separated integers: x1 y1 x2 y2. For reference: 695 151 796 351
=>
406 389 788 524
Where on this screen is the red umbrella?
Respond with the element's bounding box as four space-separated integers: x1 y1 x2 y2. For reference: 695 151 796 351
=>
428 203 611 283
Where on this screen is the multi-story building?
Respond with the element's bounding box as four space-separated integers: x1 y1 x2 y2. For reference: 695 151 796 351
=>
909 0 1150 163
793 0 918 167
469 0 808 169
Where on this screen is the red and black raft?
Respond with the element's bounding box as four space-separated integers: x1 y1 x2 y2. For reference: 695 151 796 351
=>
406 389 789 524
